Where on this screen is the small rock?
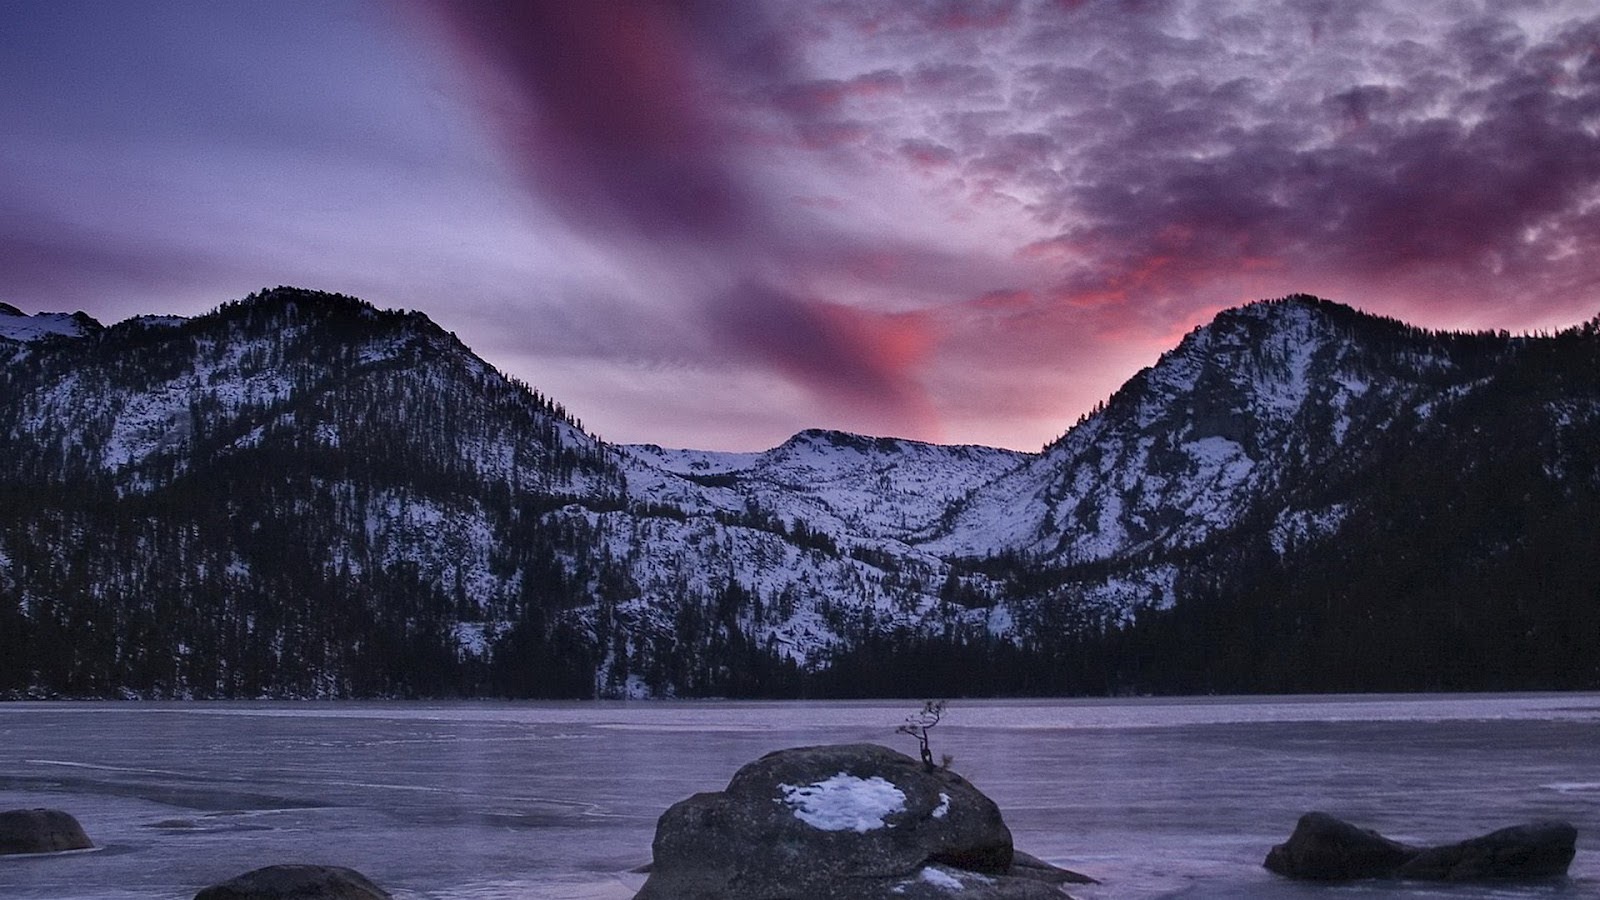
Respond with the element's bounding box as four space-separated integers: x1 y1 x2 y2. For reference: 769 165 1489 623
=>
193 864 391 900
0 808 94 855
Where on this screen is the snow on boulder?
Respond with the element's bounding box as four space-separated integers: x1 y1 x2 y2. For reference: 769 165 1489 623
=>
0 808 93 855
636 743 1087 899
779 773 907 833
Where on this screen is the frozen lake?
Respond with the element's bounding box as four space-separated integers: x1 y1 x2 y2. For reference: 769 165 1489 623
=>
1 695 1596 899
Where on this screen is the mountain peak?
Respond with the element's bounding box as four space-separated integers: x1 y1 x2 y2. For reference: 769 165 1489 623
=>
1236 292 1344 316
203 287 454 349
1191 294 1356 341
0 306 103 342
226 285 383 319
782 428 898 453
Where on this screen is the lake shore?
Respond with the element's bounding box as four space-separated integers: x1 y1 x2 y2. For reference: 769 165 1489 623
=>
2 694 1596 899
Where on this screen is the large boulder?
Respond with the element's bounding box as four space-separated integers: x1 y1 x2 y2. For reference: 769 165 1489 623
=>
1397 821 1577 881
0 808 93 855
193 864 391 900
636 743 1082 899
1266 813 1578 883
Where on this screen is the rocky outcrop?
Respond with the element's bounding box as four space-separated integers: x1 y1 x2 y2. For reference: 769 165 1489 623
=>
0 808 93 855
192 864 391 900
636 743 1088 899
1266 812 1577 883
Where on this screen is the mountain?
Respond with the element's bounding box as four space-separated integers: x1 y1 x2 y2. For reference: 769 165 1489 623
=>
622 429 1026 546
2 288 1597 698
900 296 1600 694
928 298 1546 561
0 302 101 342
0 288 1011 698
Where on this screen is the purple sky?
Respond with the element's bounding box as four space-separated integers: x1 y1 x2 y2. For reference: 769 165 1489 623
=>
5 1 1599 450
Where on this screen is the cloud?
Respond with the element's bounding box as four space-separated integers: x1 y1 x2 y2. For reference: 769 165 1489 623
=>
981 1 1600 325
398 0 1600 446
10 0 1600 451
707 281 933 418
413 0 973 438
418 2 761 242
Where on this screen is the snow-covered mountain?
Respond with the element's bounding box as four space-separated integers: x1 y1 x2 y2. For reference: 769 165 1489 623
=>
3 288 1597 698
622 430 1026 545
925 298 1469 563
0 302 102 343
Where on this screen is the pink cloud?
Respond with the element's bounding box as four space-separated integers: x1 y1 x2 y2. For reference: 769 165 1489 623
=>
707 282 938 437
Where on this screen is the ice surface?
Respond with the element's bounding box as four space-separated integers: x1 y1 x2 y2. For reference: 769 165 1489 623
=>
778 773 907 832
1 695 1596 900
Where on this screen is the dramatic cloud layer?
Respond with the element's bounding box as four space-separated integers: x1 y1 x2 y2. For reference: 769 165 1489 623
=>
4 0 1599 449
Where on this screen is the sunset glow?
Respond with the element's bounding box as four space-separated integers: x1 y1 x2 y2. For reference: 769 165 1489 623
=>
5 0 1598 449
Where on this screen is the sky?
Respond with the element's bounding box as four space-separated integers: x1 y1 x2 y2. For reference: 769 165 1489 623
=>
3 1 1599 451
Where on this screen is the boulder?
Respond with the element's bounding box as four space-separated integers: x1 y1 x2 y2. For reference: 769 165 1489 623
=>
1263 811 1417 880
193 864 391 900
636 743 1081 899
1397 821 1577 881
0 808 93 855
1265 813 1578 883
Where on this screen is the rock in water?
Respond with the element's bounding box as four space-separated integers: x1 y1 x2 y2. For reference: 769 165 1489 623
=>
1264 811 1418 880
636 743 1080 899
192 864 391 900
0 809 93 855
1265 813 1578 883
1397 821 1578 881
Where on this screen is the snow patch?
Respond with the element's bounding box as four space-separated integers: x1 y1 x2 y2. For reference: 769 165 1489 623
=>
454 622 490 657
901 864 990 892
932 792 951 819
920 866 965 890
1270 504 1348 555
777 773 906 832
0 310 95 342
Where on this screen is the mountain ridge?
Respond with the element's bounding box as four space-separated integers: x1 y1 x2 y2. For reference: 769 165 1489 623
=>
3 286 1597 697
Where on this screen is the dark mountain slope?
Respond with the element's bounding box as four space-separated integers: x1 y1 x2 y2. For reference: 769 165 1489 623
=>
0 288 621 697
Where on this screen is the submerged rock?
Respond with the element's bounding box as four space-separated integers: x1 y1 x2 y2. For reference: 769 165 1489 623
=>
1265 812 1577 883
636 743 1084 899
0 808 93 855
192 864 391 900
